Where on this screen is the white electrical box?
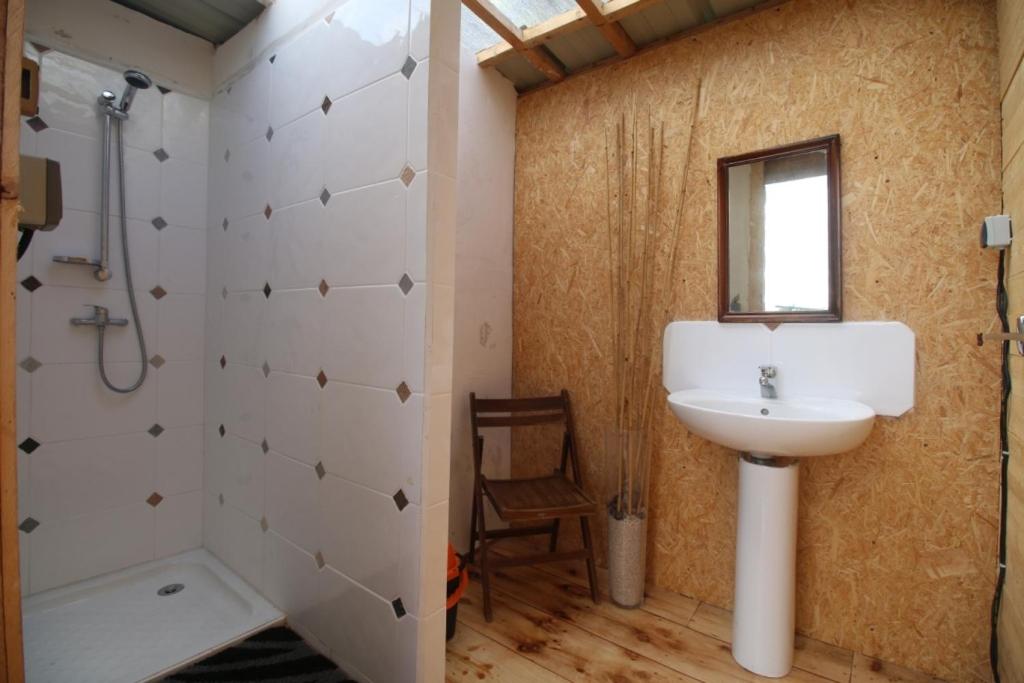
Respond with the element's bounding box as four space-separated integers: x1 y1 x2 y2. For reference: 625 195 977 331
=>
981 214 1013 249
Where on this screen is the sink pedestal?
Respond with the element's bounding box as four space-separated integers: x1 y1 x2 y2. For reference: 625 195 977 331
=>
732 453 799 678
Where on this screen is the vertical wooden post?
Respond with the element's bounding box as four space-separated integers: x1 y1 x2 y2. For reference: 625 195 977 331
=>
0 0 25 679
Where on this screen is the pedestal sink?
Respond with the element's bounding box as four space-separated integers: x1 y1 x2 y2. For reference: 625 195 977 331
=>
667 388 876 677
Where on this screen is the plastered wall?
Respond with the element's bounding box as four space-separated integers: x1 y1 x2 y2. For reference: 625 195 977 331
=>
999 0 1024 679
511 0 1002 679
449 35 516 553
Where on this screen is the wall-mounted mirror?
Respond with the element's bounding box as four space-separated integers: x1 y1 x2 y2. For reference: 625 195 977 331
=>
717 135 842 323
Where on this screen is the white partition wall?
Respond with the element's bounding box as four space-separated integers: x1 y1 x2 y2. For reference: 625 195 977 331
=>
202 1 460 680
449 25 517 553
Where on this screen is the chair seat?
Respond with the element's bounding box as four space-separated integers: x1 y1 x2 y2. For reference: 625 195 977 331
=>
483 475 598 522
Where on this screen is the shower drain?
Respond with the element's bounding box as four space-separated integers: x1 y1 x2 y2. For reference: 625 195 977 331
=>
158 583 185 596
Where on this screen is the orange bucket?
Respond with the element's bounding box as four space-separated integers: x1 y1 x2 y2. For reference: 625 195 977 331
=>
446 543 468 640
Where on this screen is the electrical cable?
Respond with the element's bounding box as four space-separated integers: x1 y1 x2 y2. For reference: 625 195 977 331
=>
989 248 1009 682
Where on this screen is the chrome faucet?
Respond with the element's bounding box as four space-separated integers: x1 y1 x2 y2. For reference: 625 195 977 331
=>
759 365 777 399
71 305 129 329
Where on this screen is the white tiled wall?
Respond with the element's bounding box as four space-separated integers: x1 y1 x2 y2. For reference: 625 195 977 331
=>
16 47 210 594
203 1 458 680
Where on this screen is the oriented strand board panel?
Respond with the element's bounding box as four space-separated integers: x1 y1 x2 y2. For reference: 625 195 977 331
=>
510 0 1001 680
1000 0 1024 677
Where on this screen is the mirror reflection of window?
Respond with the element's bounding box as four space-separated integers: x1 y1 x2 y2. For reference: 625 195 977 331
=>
726 149 830 314
764 173 828 311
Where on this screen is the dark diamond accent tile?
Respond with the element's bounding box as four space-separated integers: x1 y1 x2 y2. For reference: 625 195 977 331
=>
224 148 231 162
19 356 41 373
401 56 417 79
264 204 273 220
261 439 269 454
218 493 224 505
398 274 413 296
400 166 415 187
318 279 329 297
18 437 40 454
222 217 229 230
260 516 269 532
150 285 167 300
18 517 39 534
321 95 332 115
151 216 168 230
149 354 165 368
262 361 271 377
20 276 41 293
396 382 411 404
219 424 226 437
393 489 409 511
148 423 164 438
392 598 406 619
26 116 48 132
269 54 276 64
222 286 228 300
156 85 171 95
219 355 227 369
319 187 331 206
316 370 328 388
315 461 326 479
266 126 274 142
147 492 163 507
263 282 272 298
153 148 169 162
315 551 325 569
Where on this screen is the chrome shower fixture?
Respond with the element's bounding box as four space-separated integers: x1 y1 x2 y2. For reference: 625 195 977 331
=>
119 70 152 113
54 69 153 393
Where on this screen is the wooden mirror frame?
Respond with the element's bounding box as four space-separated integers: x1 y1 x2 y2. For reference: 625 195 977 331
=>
717 134 842 324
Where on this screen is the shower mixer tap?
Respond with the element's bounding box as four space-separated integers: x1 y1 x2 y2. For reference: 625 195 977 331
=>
71 305 129 328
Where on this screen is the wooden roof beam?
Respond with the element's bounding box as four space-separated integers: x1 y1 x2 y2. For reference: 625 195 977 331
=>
477 0 662 66
462 0 566 82
576 0 636 57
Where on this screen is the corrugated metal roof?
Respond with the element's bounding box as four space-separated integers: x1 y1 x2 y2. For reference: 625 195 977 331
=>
463 0 770 92
110 0 265 45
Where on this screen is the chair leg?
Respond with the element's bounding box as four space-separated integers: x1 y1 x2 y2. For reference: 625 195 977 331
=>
468 490 479 564
579 515 600 604
476 492 494 621
548 518 561 552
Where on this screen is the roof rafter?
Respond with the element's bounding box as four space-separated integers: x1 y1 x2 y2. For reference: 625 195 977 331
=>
576 0 636 57
462 0 566 82
476 0 662 67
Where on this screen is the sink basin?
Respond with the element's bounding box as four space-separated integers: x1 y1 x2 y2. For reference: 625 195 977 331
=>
667 389 875 457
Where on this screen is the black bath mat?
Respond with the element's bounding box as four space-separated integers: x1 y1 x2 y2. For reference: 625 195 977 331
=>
162 626 355 682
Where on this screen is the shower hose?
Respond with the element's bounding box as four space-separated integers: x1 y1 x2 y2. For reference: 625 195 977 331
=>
98 116 148 394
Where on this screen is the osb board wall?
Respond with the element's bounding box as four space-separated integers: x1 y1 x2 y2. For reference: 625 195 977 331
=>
999 0 1024 679
510 0 1002 679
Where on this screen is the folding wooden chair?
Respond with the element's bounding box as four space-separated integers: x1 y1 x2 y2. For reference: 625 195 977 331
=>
468 389 599 621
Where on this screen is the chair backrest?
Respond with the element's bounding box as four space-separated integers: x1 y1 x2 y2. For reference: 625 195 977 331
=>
469 390 584 485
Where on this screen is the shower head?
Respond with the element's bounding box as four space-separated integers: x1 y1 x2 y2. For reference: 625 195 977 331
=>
118 70 152 113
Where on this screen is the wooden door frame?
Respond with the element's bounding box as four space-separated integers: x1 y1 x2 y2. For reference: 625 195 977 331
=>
0 0 25 680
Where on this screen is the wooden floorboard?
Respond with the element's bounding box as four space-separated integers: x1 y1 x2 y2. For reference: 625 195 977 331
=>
459 582 704 682
446 622 569 682
451 537 947 682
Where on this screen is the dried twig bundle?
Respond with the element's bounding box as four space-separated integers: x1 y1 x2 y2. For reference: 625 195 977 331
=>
605 80 702 519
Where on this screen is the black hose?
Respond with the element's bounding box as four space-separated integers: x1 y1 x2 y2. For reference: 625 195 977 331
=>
990 248 1009 682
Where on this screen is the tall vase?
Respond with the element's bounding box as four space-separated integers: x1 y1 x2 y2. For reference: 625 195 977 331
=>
605 429 649 608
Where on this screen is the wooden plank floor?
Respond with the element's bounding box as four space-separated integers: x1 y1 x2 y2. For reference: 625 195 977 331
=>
446 539 945 683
